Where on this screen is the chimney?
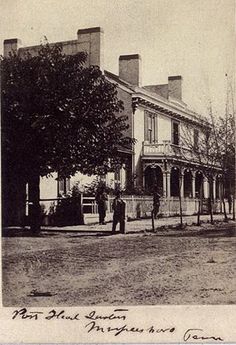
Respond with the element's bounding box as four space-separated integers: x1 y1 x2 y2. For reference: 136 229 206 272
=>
119 54 142 86
77 27 104 71
4 38 22 57
168 75 182 100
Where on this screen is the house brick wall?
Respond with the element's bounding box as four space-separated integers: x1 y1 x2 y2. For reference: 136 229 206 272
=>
168 75 182 100
119 54 142 86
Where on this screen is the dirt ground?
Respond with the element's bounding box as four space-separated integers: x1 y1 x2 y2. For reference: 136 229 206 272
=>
2 224 236 306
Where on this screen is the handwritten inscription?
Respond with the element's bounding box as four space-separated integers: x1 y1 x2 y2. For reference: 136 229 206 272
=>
45 309 80 321
183 328 223 342
85 321 144 336
85 321 175 336
11 308 224 341
85 309 128 321
12 308 43 320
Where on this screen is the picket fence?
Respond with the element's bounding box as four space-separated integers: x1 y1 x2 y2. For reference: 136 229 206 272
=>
38 194 223 225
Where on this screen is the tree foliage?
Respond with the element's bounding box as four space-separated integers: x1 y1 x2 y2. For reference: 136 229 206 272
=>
1 43 133 182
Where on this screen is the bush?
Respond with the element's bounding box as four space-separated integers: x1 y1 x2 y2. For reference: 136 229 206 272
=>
54 185 84 226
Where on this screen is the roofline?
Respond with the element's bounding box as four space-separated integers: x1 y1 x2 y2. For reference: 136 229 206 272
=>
18 39 78 52
77 27 104 34
132 90 210 128
104 70 210 128
104 70 135 93
119 54 141 60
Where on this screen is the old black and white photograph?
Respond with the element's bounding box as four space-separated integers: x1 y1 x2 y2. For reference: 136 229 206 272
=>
1 0 235 308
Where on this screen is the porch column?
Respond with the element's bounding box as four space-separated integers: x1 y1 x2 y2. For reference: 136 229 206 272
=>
166 171 171 198
212 177 216 200
203 177 209 198
192 174 196 198
142 169 145 190
163 172 167 197
180 171 184 198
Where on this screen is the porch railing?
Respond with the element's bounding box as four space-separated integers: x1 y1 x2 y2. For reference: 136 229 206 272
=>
142 141 193 160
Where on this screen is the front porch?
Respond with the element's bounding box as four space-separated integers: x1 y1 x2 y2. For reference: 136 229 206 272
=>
143 163 222 199
141 143 222 201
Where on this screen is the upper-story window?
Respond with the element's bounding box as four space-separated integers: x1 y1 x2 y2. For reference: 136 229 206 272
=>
145 111 157 143
172 121 179 145
193 129 199 149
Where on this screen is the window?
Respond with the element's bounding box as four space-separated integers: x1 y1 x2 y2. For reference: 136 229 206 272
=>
172 121 179 145
193 129 199 149
58 176 70 196
145 111 157 143
114 168 121 189
114 169 121 182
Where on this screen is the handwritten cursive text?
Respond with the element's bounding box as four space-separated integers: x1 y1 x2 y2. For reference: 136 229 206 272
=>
45 309 80 321
183 328 223 342
12 308 43 320
85 309 128 321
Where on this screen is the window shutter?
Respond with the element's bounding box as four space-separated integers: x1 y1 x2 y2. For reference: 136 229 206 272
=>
58 178 65 196
172 122 179 145
65 178 70 193
144 111 149 141
154 115 158 142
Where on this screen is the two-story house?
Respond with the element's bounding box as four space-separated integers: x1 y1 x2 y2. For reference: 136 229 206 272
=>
105 54 222 214
3 26 222 222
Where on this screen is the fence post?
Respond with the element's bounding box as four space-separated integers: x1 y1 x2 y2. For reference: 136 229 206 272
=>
151 210 155 231
131 195 135 218
80 193 84 225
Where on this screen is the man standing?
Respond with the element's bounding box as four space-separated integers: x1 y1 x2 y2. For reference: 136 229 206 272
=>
112 190 126 234
95 186 108 225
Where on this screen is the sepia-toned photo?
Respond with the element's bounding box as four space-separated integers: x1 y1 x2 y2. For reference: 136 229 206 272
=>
1 0 235 325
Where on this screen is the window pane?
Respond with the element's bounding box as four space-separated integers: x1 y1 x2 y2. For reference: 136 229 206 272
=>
173 122 179 145
148 129 152 143
148 115 152 130
152 116 155 141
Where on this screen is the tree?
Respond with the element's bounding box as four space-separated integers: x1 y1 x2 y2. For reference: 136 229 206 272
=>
181 119 219 225
209 109 235 220
1 43 133 232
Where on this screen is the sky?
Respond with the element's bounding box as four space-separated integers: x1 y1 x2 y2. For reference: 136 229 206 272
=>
0 0 235 116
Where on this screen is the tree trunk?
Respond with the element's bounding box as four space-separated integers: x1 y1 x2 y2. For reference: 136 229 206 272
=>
208 178 214 224
28 174 41 234
179 194 183 228
2 166 26 227
233 194 235 221
222 198 228 221
197 198 201 225
179 177 183 228
197 183 203 226
222 184 228 221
